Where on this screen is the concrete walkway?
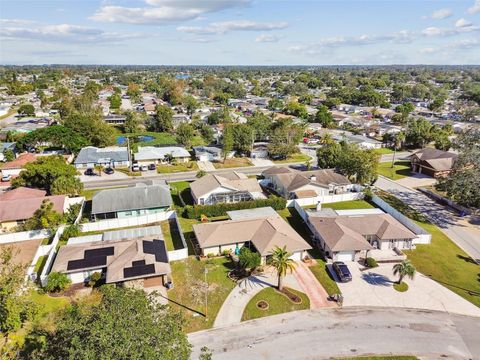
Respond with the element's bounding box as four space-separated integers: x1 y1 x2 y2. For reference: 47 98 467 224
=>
213 270 302 328
293 261 334 309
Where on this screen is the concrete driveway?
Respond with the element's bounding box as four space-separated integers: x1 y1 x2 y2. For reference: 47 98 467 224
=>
78 171 129 183
335 262 480 317
249 158 274 167
395 173 437 188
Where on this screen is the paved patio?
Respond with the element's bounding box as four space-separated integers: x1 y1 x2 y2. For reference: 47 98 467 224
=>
335 262 480 317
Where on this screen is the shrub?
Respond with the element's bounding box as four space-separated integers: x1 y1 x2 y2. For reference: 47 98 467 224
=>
206 253 215 258
184 196 287 219
44 272 71 293
238 247 261 271
65 203 82 224
365 257 378 268
60 224 81 243
87 272 102 287
221 249 232 256
393 282 409 292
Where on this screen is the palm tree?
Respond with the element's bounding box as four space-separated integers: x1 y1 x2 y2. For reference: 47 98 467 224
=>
392 260 416 284
268 246 296 291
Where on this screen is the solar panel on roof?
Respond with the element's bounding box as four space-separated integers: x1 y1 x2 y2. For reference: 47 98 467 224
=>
143 239 168 263
123 264 155 278
132 260 146 267
84 247 114 258
66 246 114 271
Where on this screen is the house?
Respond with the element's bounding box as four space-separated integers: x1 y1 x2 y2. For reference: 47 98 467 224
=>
345 134 383 149
0 239 43 276
91 182 172 220
262 166 352 199
410 148 458 177
306 208 416 262
190 171 265 205
51 225 171 287
193 146 234 162
193 207 311 262
1 153 38 177
134 146 191 165
74 146 130 169
251 143 269 159
103 114 126 125
0 189 66 231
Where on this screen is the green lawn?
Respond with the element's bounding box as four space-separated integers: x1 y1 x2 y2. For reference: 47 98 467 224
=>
241 287 310 321
34 255 48 278
213 158 253 169
170 181 194 207
377 161 411 180
373 147 396 155
160 219 185 251
308 258 340 296
404 221 480 307
28 290 70 319
80 186 127 200
157 161 198 174
321 200 375 210
272 153 311 164
167 257 237 332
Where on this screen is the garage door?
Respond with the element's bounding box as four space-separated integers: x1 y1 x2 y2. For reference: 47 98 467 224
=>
336 251 355 262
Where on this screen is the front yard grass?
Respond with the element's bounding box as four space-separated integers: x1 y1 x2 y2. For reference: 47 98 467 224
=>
212 158 253 169
373 147 396 155
169 180 194 206
167 257 236 332
272 153 311 164
321 200 375 210
241 287 309 321
377 160 411 180
404 220 480 308
157 161 198 174
308 258 341 296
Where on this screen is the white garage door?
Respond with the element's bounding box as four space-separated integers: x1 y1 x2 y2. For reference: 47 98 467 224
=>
336 251 355 262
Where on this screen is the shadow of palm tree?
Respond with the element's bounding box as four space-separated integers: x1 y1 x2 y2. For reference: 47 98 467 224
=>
361 272 393 286
457 254 480 265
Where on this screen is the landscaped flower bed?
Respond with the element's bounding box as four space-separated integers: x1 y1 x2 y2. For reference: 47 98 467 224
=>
280 287 302 304
256 300 269 310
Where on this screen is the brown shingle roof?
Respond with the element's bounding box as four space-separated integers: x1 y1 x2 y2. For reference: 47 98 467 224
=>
309 213 415 252
193 213 311 256
190 171 262 200
273 169 351 192
411 148 457 171
0 195 65 222
2 153 37 170
0 239 42 268
0 187 46 201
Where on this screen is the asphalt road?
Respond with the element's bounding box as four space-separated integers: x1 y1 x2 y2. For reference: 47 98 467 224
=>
189 307 480 360
375 176 480 262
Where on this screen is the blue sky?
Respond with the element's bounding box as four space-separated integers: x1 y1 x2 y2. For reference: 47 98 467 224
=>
1 0 479 65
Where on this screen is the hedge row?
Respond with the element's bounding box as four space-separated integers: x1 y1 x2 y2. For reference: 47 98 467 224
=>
184 196 287 219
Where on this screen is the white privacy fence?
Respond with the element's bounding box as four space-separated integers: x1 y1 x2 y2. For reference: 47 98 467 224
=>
0 229 51 244
38 225 65 286
287 192 363 208
370 195 431 244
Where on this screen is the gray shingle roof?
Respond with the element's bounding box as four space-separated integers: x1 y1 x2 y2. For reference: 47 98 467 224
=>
91 185 172 214
75 146 129 165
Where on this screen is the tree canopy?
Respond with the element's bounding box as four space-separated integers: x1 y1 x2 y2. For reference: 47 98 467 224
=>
16 125 88 153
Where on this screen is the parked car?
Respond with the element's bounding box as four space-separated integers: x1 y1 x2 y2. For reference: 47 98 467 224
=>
104 167 114 175
332 261 352 282
1 174 11 182
84 168 95 176
140 165 148 171
131 164 140 172
148 163 156 170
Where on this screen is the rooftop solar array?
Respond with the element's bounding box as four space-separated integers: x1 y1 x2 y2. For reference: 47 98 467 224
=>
67 247 114 271
123 263 155 278
143 239 168 263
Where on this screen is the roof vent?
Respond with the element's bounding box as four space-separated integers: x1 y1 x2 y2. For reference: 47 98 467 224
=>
310 175 316 181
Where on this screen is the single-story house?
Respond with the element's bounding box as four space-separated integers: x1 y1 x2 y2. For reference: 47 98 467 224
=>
103 114 126 125
0 189 66 231
74 146 130 169
251 143 269 159
190 171 265 205
0 239 43 273
91 181 172 220
51 225 171 286
306 208 416 262
262 166 353 199
345 134 383 149
193 208 311 262
410 148 458 177
134 146 191 165
1 153 37 177
193 146 234 162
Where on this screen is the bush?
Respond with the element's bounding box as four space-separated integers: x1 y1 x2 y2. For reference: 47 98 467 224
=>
60 224 81 243
238 247 261 270
365 257 378 268
87 272 102 287
184 196 287 219
206 253 215 258
44 272 71 293
65 203 82 224
221 249 232 256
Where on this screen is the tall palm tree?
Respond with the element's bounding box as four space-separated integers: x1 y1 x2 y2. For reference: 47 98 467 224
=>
268 246 296 291
392 260 416 284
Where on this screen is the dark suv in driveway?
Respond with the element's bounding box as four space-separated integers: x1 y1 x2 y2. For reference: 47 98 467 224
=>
332 261 352 282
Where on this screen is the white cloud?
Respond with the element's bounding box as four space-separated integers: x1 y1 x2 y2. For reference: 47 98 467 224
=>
467 0 480 14
420 47 438 54
177 20 288 35
255 33 281 42
431 8 452 19
92 0 250 24
450 38 480 49
0 19 36 26
0 23 139 43
455 18 473 28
